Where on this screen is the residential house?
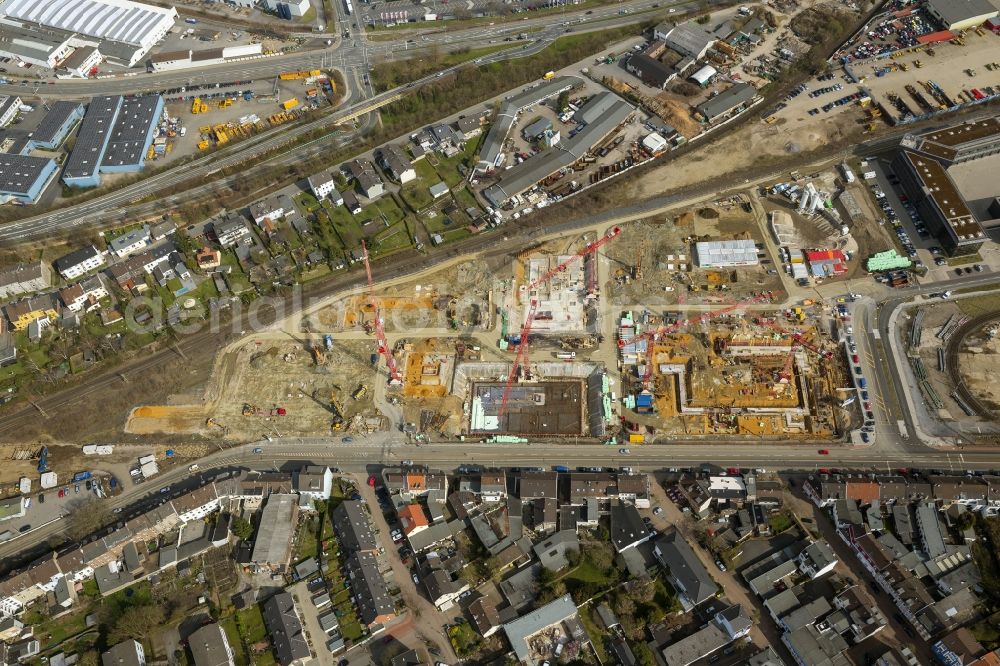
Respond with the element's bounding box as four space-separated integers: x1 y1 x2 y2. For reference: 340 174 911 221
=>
54 245 105 280
213 212 251 248
345 551 395 626
421 560 469 610
149 220 176 242
398 504 429 536
347 158 384 199
342 190 362 214
293 465 333 500
331 500 379 553
0 261 51 299
3 294 59 331
262 592 310 666
307 171 338 199
58 275 108 313
661 605 751 666
188 622 235 666
108 227 151 258
101 639 146 666
834 586 886 642
172 484 219 523
196 248 221 269
456 116 482 139
469 597 502 637
610 503 653 552
377 144 416 183
249 195 285 227
654 529 716 610
518 472 559 500
797 541 838 579
534 531 580 572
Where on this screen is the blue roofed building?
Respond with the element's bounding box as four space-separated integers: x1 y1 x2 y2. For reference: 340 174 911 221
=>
63 94 162 188
27 101 84 150
0 154 59 204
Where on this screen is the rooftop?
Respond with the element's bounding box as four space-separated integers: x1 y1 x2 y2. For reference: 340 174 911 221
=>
900 150 987 243
0 153 54 195
503 594 580 664
101 95 161 168
250 494 297 566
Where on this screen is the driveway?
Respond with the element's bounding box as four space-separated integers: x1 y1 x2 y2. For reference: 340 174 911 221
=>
354 477 457 663
648 477 794 662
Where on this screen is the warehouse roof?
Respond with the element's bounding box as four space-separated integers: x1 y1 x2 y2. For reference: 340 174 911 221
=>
1 0 177 48
30 100 82 146
478 76 581 170
0 153 54 195
0 23 71 63
483 96 633 206
697 82 757 120
63 95 121 180
925 0 998 26
663 22 716 56
101 94 160 168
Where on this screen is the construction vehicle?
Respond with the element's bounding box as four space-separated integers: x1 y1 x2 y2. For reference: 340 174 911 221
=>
543 71 555 80
214 125 229 145
279 69 322 80
242 403 287 417
192 97 202 114
330 394 345 430
281 98 299 111
218 98 233 108
352 384 368 400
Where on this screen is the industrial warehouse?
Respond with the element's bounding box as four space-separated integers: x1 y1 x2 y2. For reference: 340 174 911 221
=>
893 117 1000 256
0 0 177 68
62 94 164 188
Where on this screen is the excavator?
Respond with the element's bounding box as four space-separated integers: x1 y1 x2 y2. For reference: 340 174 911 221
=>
330 393 345 431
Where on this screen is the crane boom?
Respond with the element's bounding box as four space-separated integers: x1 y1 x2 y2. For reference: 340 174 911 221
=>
527 226 621 291
361 241 402 384
499 300 537 418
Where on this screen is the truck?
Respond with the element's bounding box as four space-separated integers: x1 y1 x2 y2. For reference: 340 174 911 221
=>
281 98 299 111
37 447 48 473
897 420 909 439
628 433 645 444
555 351 576 359
352 384 368 400
72 471 92 482
324 335 334 351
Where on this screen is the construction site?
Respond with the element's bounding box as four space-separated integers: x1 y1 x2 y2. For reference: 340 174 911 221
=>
603 202 785 307
616 307 845 438
125 337 386 439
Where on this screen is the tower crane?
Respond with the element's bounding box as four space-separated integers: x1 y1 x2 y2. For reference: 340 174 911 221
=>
361 241 402 385
499 300 537 418
499 228 622 417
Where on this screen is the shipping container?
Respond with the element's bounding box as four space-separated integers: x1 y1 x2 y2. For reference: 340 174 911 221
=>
628 433 645 444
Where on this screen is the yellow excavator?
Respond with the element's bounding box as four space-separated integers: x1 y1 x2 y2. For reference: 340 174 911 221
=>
330 394 345 431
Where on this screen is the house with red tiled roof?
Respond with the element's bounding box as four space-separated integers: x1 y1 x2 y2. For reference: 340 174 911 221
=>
398 504 429 536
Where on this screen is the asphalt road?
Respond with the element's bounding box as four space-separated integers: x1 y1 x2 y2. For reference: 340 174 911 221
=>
3 431 999 569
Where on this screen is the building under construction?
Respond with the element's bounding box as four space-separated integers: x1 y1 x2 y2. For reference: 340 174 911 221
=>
455 362 613 438
618 310 843 437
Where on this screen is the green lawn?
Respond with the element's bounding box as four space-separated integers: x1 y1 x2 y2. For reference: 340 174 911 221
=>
368 221 413 257
579 605 610 663
768 512 794 534
294 516 320 561
295 192 322 213
236 606 269 643
220 616 249 666
26 608 89 649
565 560 616 585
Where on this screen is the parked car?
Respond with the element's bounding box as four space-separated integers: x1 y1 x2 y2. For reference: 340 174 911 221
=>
818 449 830 455
715 559 727 572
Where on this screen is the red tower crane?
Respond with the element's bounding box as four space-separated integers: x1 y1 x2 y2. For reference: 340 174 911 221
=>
361 241 402 385
499 300 537 418
499 227 622 418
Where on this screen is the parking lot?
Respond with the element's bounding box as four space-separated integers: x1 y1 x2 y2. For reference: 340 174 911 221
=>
1 479 104 542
